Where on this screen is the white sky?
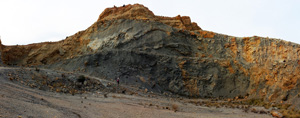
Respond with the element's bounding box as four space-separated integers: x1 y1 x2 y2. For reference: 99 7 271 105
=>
0 0 299 45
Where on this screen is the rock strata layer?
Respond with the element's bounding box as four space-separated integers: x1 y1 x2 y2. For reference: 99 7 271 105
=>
1 4 300 108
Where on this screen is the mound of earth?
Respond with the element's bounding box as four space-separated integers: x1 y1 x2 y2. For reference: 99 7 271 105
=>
0 67 105 94
1 4 300 111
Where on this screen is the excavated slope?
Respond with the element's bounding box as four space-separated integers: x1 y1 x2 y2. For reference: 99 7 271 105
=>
1 4 300 107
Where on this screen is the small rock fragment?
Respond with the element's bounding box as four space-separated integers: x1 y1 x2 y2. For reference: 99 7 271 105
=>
271 111 283 118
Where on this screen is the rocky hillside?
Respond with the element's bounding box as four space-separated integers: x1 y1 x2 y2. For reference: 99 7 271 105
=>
1 4 300 108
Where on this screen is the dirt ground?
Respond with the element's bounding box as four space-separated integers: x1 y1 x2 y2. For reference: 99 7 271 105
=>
0 67 273 118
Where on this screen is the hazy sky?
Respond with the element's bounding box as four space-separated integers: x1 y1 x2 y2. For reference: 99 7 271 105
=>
0 0 299 45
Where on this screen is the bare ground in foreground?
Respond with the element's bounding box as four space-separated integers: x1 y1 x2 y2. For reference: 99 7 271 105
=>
0 67 272 118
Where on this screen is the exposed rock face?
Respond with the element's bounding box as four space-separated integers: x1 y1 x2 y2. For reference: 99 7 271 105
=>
97 4 201 30
1 4 300 106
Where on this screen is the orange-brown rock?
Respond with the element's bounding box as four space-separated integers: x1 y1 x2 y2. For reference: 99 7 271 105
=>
271 111 283 118
1 4 300 109
98 4 201 30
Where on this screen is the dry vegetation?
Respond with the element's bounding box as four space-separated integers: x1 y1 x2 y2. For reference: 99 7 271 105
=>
172 104 179 112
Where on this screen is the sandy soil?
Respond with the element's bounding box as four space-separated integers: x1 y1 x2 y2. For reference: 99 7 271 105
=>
0 67 273 118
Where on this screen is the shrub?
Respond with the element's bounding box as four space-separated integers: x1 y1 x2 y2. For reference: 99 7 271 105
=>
172 104 179 112
104 93 108 98
35 67 40 72
77 75 86 84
